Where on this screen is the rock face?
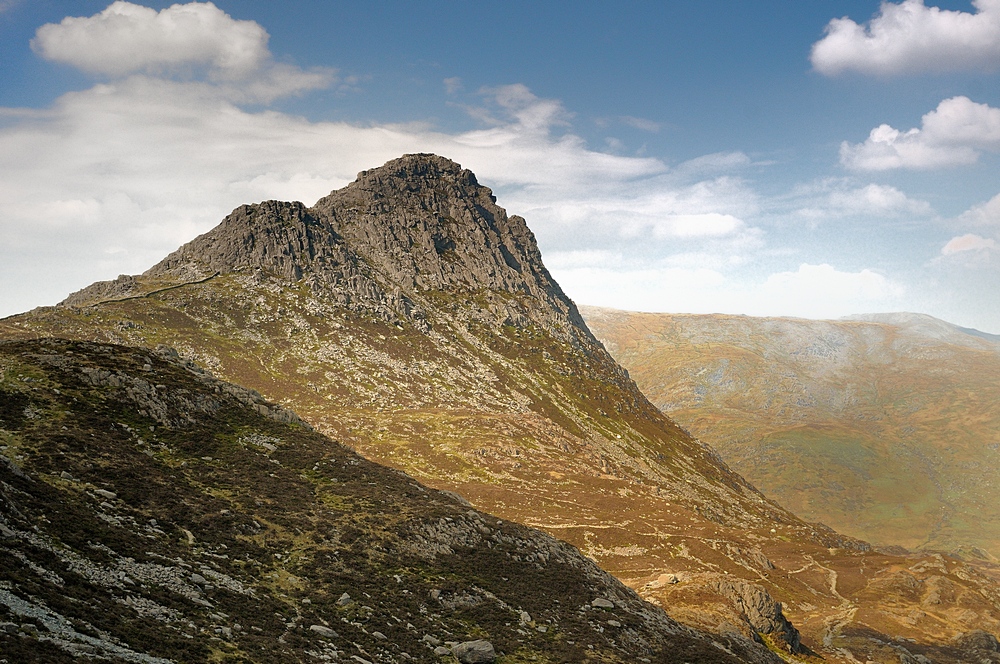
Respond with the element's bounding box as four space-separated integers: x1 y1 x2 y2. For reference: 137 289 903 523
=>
100 154 587 338
710 580 801 653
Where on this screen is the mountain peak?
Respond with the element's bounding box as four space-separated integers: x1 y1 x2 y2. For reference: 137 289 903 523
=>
353 152 480 186
61 154 589 337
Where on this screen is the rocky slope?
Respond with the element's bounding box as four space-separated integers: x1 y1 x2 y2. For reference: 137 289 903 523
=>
581 306 1000 558
5 154 1000 662
0 338 776 664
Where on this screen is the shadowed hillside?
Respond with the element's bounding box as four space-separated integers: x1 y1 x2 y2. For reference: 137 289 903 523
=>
0 337 778 663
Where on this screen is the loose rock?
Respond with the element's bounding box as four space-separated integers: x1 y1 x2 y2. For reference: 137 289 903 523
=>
451 639 497 663
309 625 338 638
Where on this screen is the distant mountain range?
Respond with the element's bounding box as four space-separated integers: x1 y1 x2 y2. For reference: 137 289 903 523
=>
4 155 1000 663
582 306 1000 560
842 312 1000 346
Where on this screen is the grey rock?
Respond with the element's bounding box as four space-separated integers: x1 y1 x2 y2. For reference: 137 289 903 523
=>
336 592 353 606
190 573 208 585
372 630 387 640
451 639 496 663
60 273 140 307
309 624 338 638
591 598 615 609
711 579 802 654
954 629 1000 652
0 455 31 482
422 634 441 646
433 645 451 656
94 488 117 500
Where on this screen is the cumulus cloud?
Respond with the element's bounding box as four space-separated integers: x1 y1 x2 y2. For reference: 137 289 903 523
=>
811 0 1000 76
942 233 996 255
0 58 767 316
841 96 1000 170
784 179 934 223
33 1 268 77
30 2 333 101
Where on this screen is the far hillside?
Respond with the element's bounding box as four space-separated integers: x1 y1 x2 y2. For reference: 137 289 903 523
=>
582 306 1000 558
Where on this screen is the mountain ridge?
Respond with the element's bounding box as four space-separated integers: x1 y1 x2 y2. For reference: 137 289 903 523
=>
581 305 1000 557
5 154 1000 662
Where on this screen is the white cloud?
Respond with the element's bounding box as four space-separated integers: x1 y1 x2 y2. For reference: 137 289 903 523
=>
762 263 901 306
0 60 767 317
33 1 268 77
811 0 1000 76
785 179 933 221
942 233 996 255
828 183 933 216
550 259 904 320
654 213 743 239
956 192 1000 228
443 77 462 94
620 116 660 133
466 84 573 135
841 96 1000 170
30 2 333 102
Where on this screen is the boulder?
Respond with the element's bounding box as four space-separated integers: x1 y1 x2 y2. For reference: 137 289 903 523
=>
309 625 338 638
451 639 497 663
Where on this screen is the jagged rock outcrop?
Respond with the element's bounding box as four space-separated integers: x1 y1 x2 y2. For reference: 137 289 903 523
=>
710 580 802 653
66 154 587 339
60 273 141 307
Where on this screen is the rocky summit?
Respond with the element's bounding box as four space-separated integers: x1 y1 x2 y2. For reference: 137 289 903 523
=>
5 154 1000 663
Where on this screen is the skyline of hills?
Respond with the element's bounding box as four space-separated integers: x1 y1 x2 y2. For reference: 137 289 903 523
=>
582 306 1000 560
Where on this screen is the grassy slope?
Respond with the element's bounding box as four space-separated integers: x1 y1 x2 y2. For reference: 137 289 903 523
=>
580 306 1000 557
0 338 770 664
5 277 1000 663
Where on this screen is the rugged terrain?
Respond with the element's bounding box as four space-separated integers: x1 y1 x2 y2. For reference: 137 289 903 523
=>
4 154 1000 662
0 337 781 664
581 307 1000 557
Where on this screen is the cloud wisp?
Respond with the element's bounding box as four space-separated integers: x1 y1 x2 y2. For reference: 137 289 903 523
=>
811 0 1000 76
841 96 1000 170
942 233 996 255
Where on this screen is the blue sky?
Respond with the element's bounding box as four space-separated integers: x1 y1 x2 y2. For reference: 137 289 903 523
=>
1 1 999 332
